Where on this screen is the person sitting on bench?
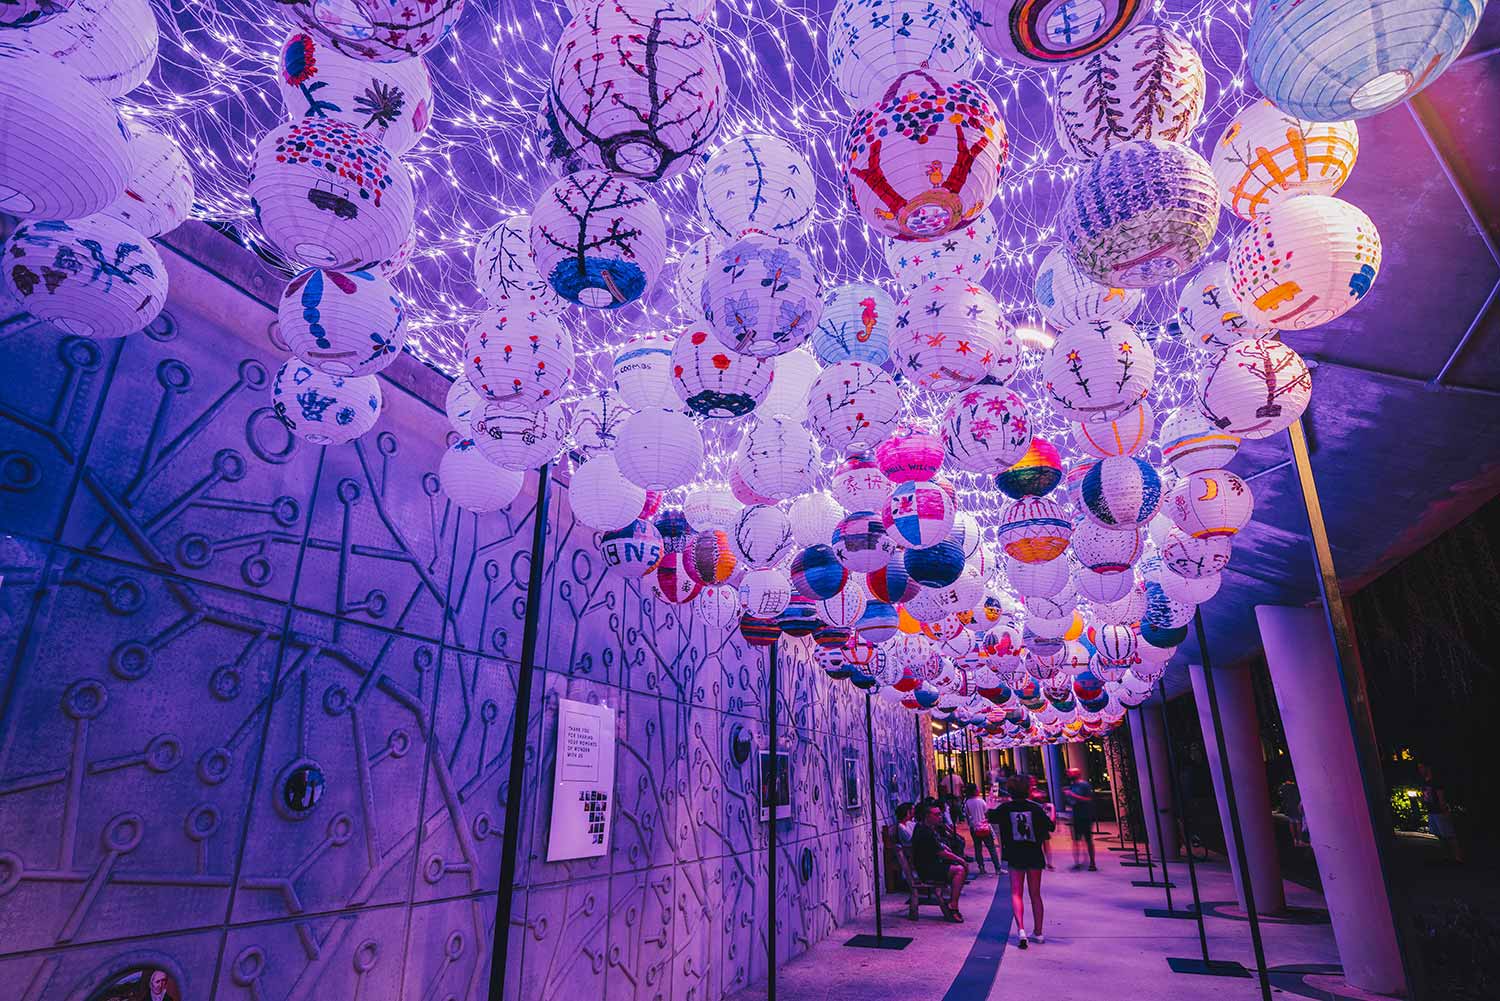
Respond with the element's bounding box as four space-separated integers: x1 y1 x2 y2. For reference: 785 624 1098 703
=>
912 801 968 922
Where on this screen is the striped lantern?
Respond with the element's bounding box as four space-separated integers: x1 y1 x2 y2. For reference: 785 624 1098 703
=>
569 454 647 532
738 566 793 616
612 332 678 411
685 488 742 532
942 385 1031 474
1248 0 1484 122
99 125 194 238
805 361 903 455
875 427 945 483
653 508 692 554
1176 260 1270 351
1033 243 1142 330
601 519 665 577
832 451 892 513
905 538 966 588
868 554 922 603
279 268 407 376
737 417 816 501
882 478 958 548
858 600 901 644
1094 624 1138 666
614 408 704 490
671 327 774 417
843 69 1008 241
697 585 742 633
275 30 432 155
827 0 976 105
813 282 895 366
1227 195 1381 331
550 0 724 182
530 170 667 309
1076 567 1133 603
1059 139 1219 288
1053 24 1205 160
1071 519 1143 574
832 510 894 572
472 213 561 312
249 118 413 270
1211 99 1359 220
760 348 821 421
739 615 782 647
778 595 821 637
1080 456 1162 530
995 437 1063 499
1070 400 1153 459
570 389 633 455
3 214 166 338
1042 320 1155 420
734 504 795 568
819 585 868 629
970 0 1147 65
702 234 822 357
1159 407 1241 475
445 378 481 434
894 280 1016 393
463 304 574 412
698 133 815 242
1160 528 1231 580
1004 553 1071 598
287 0 464 62
1197 338 1312 440
271 359 381 445
884 209 998 288
683 530 738 587
791 544 848 599
469 399 567 471
439 439 525 512
998 496 1071 564
1164 470 1254 539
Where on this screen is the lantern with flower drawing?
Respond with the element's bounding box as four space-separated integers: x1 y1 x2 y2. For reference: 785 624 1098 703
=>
1043 320 1154 420
942 385 1031 474
275 31 433 155
702 234 823 357
287 0 466 62
894 281 1017 393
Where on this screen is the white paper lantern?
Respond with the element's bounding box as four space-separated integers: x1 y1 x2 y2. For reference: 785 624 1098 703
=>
884 209 998 288
463 304 574 412
971 0 1146 65
550 0 725 181
735 505 795 569
754 347 819 422
472 213 561 312
1160 529 1231 580
3 214 166 338
672 235 719 315
1054 25 1205 160
790 492 845 548
249 118 413 270
98 126 194 238
445 377 481 434
827 0 976 105
612 331 678 411
530 170 667 309
942 385 1031 474
285 0 465 62
271 358 381 445
1092 585 1147 627
671 326 774 417
440 439 525 512
685 488 742 532
570 388 633 455
832 451 892 513
894 281 1016 393
1159 407 1240 476
1042 320 1155 420
1079 455 1162 531
998 495 1071 564
377 223 415 278
1004 553 1070 598
23 0 155 99
1033 243 1142 329
1070 401 1153 459
570 454 648 532
0 51 129 221
274 30 432 155
1211 99 1359 220
1176 261 1270 351
698 133 816 242
1157 565 1221 605
1071 519 1143 574
1076 567 1133 604
1248 0 1484 122
279 267 407 376
1197 338 1312 440
1025 579 1078 620
832 509 895 572
844 68 1008 241
819 585 869 629
805 360 903 454
737 417 816 501
701 234 822 358
1227 195 1381 331
470 399 567 471
615 409 704 491
739 566 793 616
697 585 742 632
813 282 895 366
1060 138 1218 288
1164 470 1254 539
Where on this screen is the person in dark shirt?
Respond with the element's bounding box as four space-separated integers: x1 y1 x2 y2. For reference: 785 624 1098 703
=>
911 802 968 921
1063 767 1097 871
996 775 1054 948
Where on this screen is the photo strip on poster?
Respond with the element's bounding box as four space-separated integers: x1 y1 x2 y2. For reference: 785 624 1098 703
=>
546 698 616 861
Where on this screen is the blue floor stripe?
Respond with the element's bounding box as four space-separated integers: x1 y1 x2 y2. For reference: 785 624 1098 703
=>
940 877 1014 1001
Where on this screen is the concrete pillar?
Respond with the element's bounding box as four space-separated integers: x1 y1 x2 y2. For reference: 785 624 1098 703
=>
1257 605 1403 994
1015 749 1030 775
1190 663 1286 915
1129 706 1179 860
1043 745 1067 811
1063 741 1088 776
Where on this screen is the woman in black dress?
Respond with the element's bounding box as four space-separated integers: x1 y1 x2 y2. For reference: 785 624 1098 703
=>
995 775 1054 948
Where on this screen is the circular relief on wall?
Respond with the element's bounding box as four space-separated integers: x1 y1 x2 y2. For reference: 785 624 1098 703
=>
274 758 327 820
729 724 753 766
86 967 182 1001
799 847 814 884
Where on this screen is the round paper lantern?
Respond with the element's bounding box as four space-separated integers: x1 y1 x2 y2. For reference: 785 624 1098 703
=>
791 545 848 600
875 427 944 483
730 462 775 506
738 566 794 617
818 584 868 629
1176 261 1270 351
827 0 976 105
0 51 129 221
777 595 822 637
1248 0 1484 122
894 281 1016 393
884 209 998 289
286 0 464 62
569 454 648 532
1211 99 1359 220
760 348 822 421
671 326 774 417
1070 400 1153 459
790 492 845 548
697 585 742 632
1033 243 1142 330
1080 456 1162 530
1076 567 1133 604
832 510 892 572
97 126 194 238
996 438 1063 499
463 305 573 411
882 478 957 548
734 505 795 569
1005 553 1070 598
1095 624 1137 666
1160 529 1231 580
439 439 525 512
1140 618 1188 651
843 69 1008 241
570 388 633 455
869 555 922 604
3 0 76 27
832 451 892 513
601 519 665 577
701 234 822 357
1054 25 1205 160
672 234 719 314
550 0 724 181
615 409 704 490
998 496 1071 563
1165 470 1254 539
738 615 781 647
1197 338 1312 440
813 282 895 365
737 417 816 501
941 384 1031 474
654 509 693 554
905 539 966 588
612 332 678 410
805 361 903 454
1093 584 1148 626
1071 519 1143 574
651 552 703 605
470 400 567 471
685 488 741 532
3 214 166 338
970 0 1146 65
472 213 561 311
1158 565 1221 605
1159 408 1241 476
1143 581 1195 631
1227 195 1381 331
446 377 481 434
698 133 815 241
530 171 666 309
275 30 432 155
1042 320 1154 420
279 268 406 376
857 600 901 643
1060 139 1219 288
271 359 381 445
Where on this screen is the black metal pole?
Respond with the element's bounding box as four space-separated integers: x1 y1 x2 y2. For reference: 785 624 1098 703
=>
1154 685 1211 936
1134 707 1176 902
1135 714 1159 883
766 640 779 1001
865 692 884 941
488 463 552 1001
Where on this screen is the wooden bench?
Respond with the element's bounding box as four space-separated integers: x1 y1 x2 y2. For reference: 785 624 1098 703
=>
891 841 947 920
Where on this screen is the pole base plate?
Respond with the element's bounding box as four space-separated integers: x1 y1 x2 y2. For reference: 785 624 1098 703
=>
1167 957 1251 978
844 933 913 951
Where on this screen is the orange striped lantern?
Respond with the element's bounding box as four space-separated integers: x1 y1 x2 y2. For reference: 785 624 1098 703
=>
1070 400 1154 459
684 529 738 586
1159 408 1241 476
1211 99 1358 220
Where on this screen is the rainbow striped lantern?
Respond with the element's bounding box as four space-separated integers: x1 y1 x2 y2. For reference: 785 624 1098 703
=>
697 585 742 633
272 359 382 444
833 510 894 573
1159 407 1241 476
463 304 574 411
734 504 795 568
684 488 742 532
1165 470 1254 539
683 530 738 586
1043 320 1155 420
1176 261 1271 351
1248 0 1485 122
791 544 849 600
813 282 895 365
671 327 774 418
1033 244 1143 330
1054 25 1206 160
614 408 704 490
651 552 704 605
858 600 902 643
832 451 893 512
883 478 958 548
790 492 846 548
737 417 816 501
996 438 1063 499
884 209 998 288
279 268 407 377
702 234 822 357
970 0 1147 65
1059 139 1219 288
1227 195 1381 331
1197 338 1312 440
942 385 1031 474
571 389 634 456
875 426 945 483
739 566 793 616
601 519 665 577
1160 528 1231 580
3 215 166 338
778 595 821 636
473 213 561 312
275 31 432 155
530 171 667 309
895 281 1016 393
100 126 195 238
1080 456 1162 530
698 133 815 242
569 454 647 532
905 538 966 588
739 615 782 647
1211 99 1359 220
612 332 678 411
1070 400 1153 459
819 585 868 628
998 496 1071 564
470 400 567 471
439 439 525 513
806 361 904 455
827 0 977 105
843 68 1008 241
1071 519 1143 575
550 0 724 181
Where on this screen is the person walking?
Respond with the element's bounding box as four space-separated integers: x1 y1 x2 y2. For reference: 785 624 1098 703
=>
1063 768 1097 871
996 775 1054 949
1418 763 1463 864
912 801 969 922
963 783 1002 874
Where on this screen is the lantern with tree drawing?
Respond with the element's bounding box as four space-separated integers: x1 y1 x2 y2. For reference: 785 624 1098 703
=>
1054 24 1205 161
1197 337 1312 440
473 213 561 312
1210 99 1359 220
275 31 433 155
530 170 667 309
698 133 816 242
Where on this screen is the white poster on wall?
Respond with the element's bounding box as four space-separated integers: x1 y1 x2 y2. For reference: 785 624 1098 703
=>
546 698 616 862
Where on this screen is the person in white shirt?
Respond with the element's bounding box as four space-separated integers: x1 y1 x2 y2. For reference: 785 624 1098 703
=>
963 783 1002 873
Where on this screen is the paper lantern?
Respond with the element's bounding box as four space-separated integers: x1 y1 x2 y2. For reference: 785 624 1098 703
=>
446 377 481 434
650 552 704 605
1033 243 1141 330
790 492 845 548
827 0 976 105
1042 320 1154 420
875 427 944 483
883 478 957 548
791 545 849 600
3 0 76 27
701 234 822 357
3 214 166 338
832 510 892 572
970 0 1146 65
894 281 1017 393
857 600 901 643
832 451 892 513
1054 25 1205 160
271 359 381 445
1197 338 1312 440
685 488 741 532
1158 565 1220 605
1071 519 1142 574
905 539 966 588
805 361 903 455
439 439 525 512
569 454 647 532
671 326 774 417
570 389 633 456
739 566 793 616
1159 408 1240 476
778 595 822 636
288 0 465 61
1076 567 1132 603
996 438 1063 499
615 409 704 490
698 133 815 241
696 585 741 632
1143 580 1195 629
672 235 719 313
843 69 1008 241
998 496 1071 563
1227 195 1381 331
884 209 998 288
730 462 775 506
1005 553 1070 597
1211 99 1359 220
1165 470 1254 539
760 347 822 421
936 387 1025 476
1176 261 1270 351
737 417 816 501
813 282 895 366
0 51 129 221
377 223 415 278
654 509 693 555
1070 401 1153 459
869 554 922 604
275 30 432 155
249 118 413 270
1160 529 1231 580
734 505 795 568
472 213 561 312
278 267 406 376
682 530 737 586
470 400 567 471
1060 139 1219 288
463 305 573 411
1080 456 1161 530
1249 0 1484 122
97 126 194 239
612 331 678 410
601 519 665 577
739 615 781 647
1092 584 1148 626
550 0 724 181
1094 624 1137 666
530 171 666 309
